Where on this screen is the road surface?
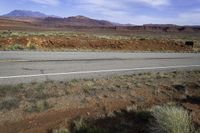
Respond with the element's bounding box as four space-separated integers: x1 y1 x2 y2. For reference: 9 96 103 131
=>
0 51 200 84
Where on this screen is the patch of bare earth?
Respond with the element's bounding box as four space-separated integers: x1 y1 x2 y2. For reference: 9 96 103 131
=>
0 70 199 133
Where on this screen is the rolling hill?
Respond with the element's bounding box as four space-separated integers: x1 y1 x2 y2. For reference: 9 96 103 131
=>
0 10 200 32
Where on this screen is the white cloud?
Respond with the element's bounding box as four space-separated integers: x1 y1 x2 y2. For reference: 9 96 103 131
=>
73 0 171 23
80 0 126 9
118 10 200 25
73 0 200 25
175 10 200 25
28 0 60 6
131 0 170 6
80 0 170 8
74 0 170 23
76 2 200 25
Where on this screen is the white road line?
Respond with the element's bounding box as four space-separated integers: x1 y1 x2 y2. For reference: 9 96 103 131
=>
0 65 200 79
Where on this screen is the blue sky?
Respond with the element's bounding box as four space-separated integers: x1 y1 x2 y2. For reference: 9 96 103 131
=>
0 0 200 25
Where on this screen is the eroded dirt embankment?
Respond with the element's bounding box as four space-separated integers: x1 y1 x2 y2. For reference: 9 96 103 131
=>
0 35 193 52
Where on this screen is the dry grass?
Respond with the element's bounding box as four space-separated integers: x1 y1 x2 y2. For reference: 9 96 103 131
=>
151 105 194 133
52 128 70 133
73 117 106 133
0 70 199 132
25 100 52 112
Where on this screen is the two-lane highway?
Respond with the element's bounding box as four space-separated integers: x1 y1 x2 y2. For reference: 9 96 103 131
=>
0 51 200 84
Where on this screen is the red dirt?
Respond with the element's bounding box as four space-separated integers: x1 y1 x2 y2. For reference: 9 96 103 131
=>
0 84 199 133
0 35 192 52
0 71 199 133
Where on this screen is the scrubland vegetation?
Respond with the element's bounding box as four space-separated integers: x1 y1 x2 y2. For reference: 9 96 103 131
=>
0 70 199 132
0 30 199 52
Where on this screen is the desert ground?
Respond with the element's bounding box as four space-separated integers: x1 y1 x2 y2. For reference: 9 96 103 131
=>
0 11 200 53
0 16 200 133
0 30 200 52
0 70 199 133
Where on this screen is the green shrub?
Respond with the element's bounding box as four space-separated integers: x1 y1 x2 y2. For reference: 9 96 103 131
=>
0 31 12 38
8 44 24 51
0 97 20 110
0 84 23 96
151 105 194 133
25 100 51 112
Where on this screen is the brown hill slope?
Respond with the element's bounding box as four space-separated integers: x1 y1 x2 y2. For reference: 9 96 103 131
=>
42 16 114 27
0 16 200 33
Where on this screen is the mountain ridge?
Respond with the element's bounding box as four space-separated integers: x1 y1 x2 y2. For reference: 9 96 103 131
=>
3 10 48 18
1 10 200 30
2 10 116 27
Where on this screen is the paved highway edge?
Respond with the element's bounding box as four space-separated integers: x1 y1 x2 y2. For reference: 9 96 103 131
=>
0 64 200 79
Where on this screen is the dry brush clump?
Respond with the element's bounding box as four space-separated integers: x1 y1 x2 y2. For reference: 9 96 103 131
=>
52 128 70 133
151 105 195 133
25 100 52 113
7 44 24 51
72 117 106 133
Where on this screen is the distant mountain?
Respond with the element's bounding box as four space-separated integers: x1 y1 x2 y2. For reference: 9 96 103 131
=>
143 24 178 27
43 15 114 27
112 22 136 26
1 10 114 27
3 10 48 18
1 10 199 30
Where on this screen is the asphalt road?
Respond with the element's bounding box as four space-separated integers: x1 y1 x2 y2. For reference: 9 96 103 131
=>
0 51 200 85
